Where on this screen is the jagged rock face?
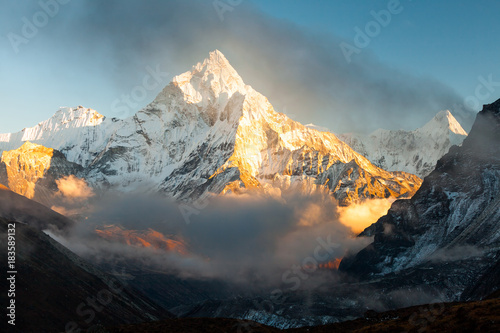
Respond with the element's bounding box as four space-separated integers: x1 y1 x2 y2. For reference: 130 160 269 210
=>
316 161 420 205
0 51 421 205
0 141 83 205
339 110 468 178
0 162 7 188
340 99 500 277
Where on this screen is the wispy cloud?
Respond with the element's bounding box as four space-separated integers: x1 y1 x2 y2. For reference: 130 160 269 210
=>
55 175 94 201
51 175 94 216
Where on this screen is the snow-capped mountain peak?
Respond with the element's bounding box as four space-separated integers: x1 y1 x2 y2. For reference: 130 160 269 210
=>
0 106 104 143
49 106 105 128
163 50 246 106
420 110 468 136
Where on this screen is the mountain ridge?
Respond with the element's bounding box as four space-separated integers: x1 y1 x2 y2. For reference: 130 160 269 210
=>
0 141 83 206
0 50 421 206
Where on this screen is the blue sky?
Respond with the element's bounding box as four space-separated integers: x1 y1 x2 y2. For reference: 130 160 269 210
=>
1 0 499 134
252 0 500 97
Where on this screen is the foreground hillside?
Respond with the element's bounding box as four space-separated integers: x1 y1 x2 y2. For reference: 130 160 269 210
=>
0 216 171 333
105 296 500 333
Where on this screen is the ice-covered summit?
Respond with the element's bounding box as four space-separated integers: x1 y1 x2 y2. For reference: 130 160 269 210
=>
155 50 246 107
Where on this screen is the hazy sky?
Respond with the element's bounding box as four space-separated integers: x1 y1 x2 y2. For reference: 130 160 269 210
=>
1 0 499 134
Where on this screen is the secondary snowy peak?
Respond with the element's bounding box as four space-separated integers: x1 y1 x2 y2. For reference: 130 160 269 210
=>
47 106 105 128
0 106 104 146
420 110 468 137
19 106 104 139
339 110 468 178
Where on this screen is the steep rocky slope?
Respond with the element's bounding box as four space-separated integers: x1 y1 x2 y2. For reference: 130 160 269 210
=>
340 98 500 278
0 183 73 233
461 254 500 301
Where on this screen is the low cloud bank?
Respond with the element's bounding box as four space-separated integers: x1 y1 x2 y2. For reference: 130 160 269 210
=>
52 191 375 287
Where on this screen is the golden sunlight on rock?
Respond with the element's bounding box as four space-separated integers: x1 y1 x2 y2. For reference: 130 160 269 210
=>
1 141 54 199
95 225 189 255
319 258 342 270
